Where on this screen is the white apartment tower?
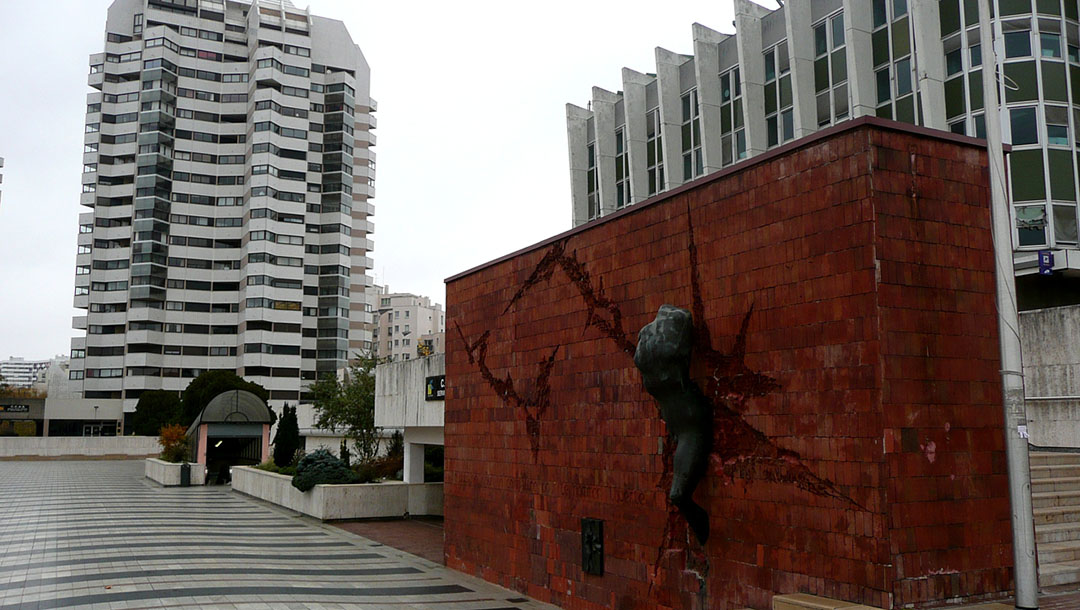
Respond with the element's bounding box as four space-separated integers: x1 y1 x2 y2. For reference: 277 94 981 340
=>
372 288 445 362
71 0 376 410
568 0 1080 286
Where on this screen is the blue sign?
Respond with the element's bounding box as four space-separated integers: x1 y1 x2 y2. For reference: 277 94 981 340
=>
1039 250 1054 275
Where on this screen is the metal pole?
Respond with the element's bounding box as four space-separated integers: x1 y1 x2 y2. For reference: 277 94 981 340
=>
976 0 1038 605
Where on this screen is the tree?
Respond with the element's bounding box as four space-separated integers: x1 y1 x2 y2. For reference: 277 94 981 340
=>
180 370 270 426
310 352 381 462
131 390 183 436
272 404 301 467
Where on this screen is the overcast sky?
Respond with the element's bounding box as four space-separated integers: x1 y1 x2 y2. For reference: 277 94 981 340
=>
0 0 770 361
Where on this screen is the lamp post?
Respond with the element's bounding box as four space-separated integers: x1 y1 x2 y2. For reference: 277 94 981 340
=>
977 0 1038 605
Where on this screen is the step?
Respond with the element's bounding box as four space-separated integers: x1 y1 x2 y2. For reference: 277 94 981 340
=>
1031 452 1080 467
1036 521 1080 544
1031 489 1080 509
1037 540 1080 564
1031 465 1080 480
1032 476 1080 494
1038 558 1080 588
1035 506 1080 526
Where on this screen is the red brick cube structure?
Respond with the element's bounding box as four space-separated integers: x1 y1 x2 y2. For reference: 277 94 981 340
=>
444 118 1012 610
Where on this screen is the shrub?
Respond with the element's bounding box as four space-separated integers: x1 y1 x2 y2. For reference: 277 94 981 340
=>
158 424 188 463
291 449 359 492
339 440 351 467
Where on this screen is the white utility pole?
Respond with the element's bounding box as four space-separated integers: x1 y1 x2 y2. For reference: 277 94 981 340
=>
977 0 1038 606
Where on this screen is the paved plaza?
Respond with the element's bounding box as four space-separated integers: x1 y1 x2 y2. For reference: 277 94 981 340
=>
0 460 553 610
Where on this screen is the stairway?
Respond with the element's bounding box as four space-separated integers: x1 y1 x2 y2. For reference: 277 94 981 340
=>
1032 451 1080 587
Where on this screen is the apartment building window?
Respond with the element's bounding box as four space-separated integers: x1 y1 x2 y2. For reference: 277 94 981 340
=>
764 42 793 148
872 0 917 124
646 109 664 195
586 141 599 220
813 11 849 127
614 128 631 209
719 66 745 166
681 89 702 181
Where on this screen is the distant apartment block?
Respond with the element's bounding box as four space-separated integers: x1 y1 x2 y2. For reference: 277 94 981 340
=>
567 0 1080 285
371 287 444 362
0 357 63 389
70 0 376 412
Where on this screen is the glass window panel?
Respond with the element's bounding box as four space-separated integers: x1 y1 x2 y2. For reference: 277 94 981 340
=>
896 95 916 123
831 14 845 48
877 68 892 103
817 92 832 126
834 84 849 118
1011 149 1046 200
832 50 847 83
950 120 966 135
780 75 793 107
894 0 907 18
947 49 964 75
721 73 731 102
1010 107 1039 144
734 99 743 128
765 51 776 81
1054 205 1078 243
782 110 794 141
1005 31 1032 57
1049 149 1076 200
892 18 910 56
815 58 830 92
736 130 747 159
1043 32 1062 58
940 0 962 35
815 24 828 56
1016 204 1047 246
945 77 966 118
974 114 987 138
873 0 888 28
767 116 778 147
1004 61 1039 102
1043 61 1069 102
873 29 891 66
895 58 912 95
722 135 733 166
971 43 982 66
778 42 790 73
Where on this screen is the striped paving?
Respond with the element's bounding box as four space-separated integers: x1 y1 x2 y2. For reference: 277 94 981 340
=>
0 460 553 609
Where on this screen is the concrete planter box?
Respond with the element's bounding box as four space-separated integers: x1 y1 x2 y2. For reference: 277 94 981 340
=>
144 458 206 486
231 466 443 521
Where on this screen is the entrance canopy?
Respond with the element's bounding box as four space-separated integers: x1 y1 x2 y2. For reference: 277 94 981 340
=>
186 390 274 481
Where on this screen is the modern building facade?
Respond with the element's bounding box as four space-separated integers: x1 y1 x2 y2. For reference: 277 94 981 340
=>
0 357 59 389
567 0 1080 282
371 287 444 362
70 0 376 413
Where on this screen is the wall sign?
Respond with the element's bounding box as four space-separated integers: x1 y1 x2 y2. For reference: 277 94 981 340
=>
0 405 30 413
425 375 445 401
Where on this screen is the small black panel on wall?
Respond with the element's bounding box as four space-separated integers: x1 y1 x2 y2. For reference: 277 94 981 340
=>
581 517 604 576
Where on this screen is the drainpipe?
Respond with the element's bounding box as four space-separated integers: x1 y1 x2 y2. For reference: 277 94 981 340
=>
977 0 1038 605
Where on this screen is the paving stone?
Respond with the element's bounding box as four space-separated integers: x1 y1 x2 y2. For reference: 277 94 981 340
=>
0 460 555 610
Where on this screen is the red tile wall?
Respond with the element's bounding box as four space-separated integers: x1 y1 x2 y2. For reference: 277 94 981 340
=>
444 121 1012 610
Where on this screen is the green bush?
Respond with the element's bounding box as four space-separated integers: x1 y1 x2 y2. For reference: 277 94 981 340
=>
291 449 359 492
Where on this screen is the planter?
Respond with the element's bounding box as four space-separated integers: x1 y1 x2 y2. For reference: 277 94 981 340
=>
145 458 206 486
232 466 443 521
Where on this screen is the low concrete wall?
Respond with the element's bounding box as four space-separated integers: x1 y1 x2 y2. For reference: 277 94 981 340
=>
0 436 159 458
144 458 206 486
232 466 443 520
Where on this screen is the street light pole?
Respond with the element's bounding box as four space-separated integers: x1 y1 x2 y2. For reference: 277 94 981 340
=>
976 0 1038 606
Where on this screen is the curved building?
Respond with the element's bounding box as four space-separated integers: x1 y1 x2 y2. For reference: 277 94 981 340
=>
567 0 1080 300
